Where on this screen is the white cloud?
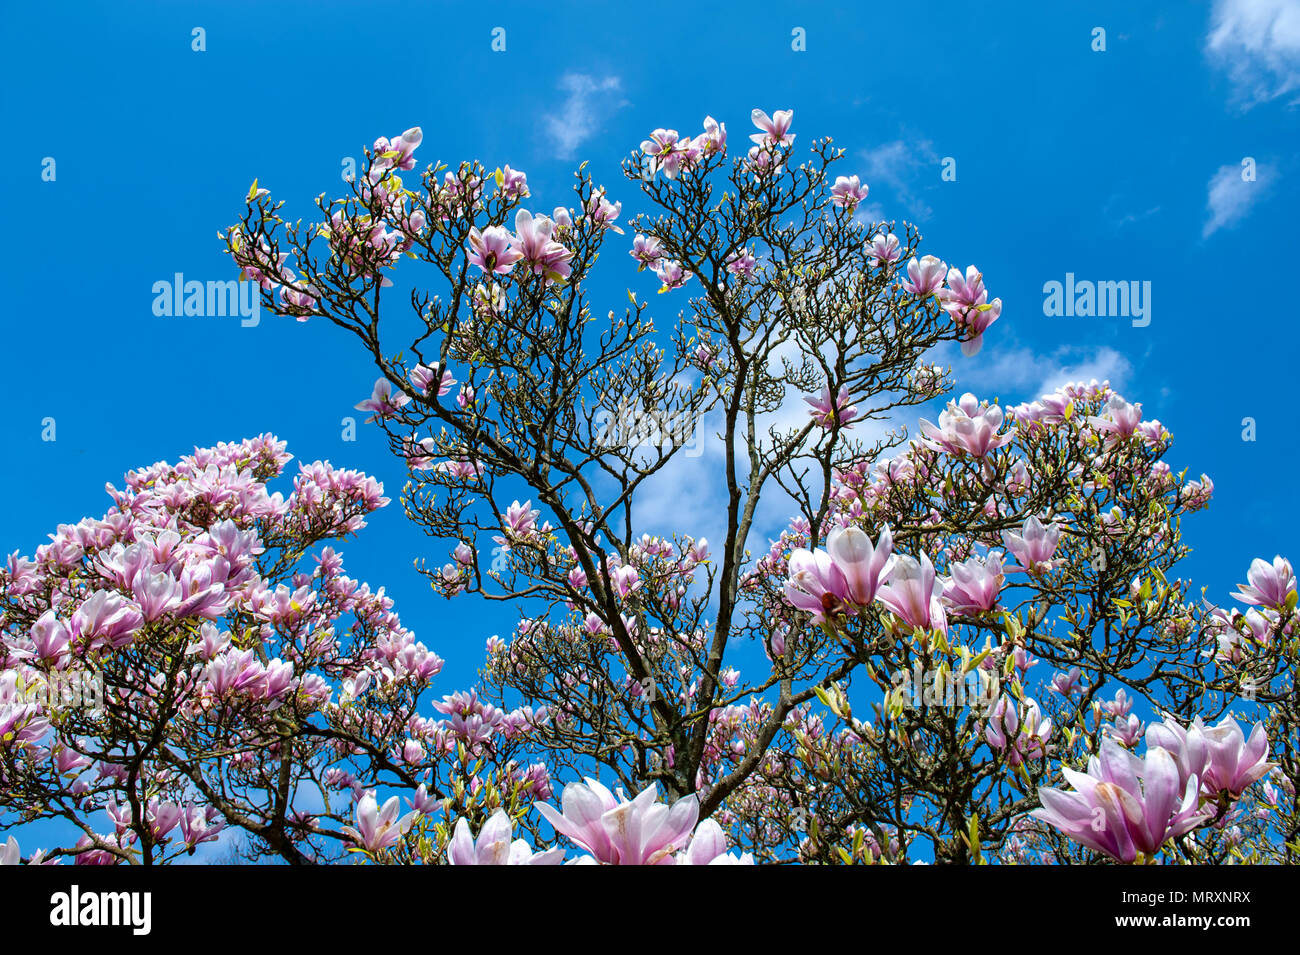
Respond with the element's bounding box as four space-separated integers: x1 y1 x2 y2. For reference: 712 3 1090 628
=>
944 343 1133 402
856 139 939 221
1206 0 1300 108
541 74 627 160
1202 161 1273 237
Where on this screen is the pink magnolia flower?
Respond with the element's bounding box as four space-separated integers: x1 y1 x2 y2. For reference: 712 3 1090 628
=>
373 127 422 171
784 547 851 624
676 819 755 865
468 225 523 275
503 500 540 536
804 384 858 429
653 259 692 291
409 362 456 398
640 128 689 179
537 778 701 865
497 164 530 200
342 792 418 854
1086 396 1144 443
1107 713 1146 747
1179 473 1214 511
610 564 641 600
1233 556 1295 609
354 378 410 422
1148 715 1273 799
1032 739 1212 863
831 175 868 210
902 255 947 297
725 247 758 279
935 265 1002 354
876 552 948 633
1002 516 1061 574
585 189 623 233
179 804 225 850
868 232 901 267
630 234 663 270
918 393 1013 458
693 115 727 157
448 810 565 865
510 209 574 281
825 524 894 605
1 836 49 866
750 108 795 146
1052 666 1084 696
942 552 1005 615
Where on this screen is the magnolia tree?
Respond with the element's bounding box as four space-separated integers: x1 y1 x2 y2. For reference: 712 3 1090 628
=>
2 110 1294 867
212 107 1291 865
0 437 564 865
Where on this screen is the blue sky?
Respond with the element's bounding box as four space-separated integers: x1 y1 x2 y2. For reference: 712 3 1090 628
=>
1 0 1297 854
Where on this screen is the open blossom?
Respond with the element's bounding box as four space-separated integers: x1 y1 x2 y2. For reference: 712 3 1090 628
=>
653 259 692 291
825 524 894 606
918 393 1013 457
497 164 529 200
342 792 418 854
804 384 857 429
935 265 1000 356
503 500 540 535
868 232 900 267
1032 739 1212 863
610 564 641 599
1232 555 1295 609
1 836 48 866
725 247 758 280
1052 666 1084 696
409 362 456 398
585 189 623 233
831 175 868 210
693 115 727 157
1086 396 1144 443
640 128 689 178
876 552 948 633
354 378 410 422
372 127 422 171
676 819 755 865
784 547 850 624
510 209 573 280
630 234 663 269
750 108 795 146
902 255 947 297
468 225 523 275
1179 474 1213 511
1147 715 1273 798
537 779 705 865
1002 516 1061 574
942 552 1005 614
448 810 565 865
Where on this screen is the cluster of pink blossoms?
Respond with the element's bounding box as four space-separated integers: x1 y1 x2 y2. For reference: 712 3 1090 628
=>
442 779 753 865
1032 715 1273 863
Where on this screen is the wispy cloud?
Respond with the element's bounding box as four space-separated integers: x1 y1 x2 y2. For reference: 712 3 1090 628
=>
1202 161 1273 237
856 139 939 222
945 343 1133 402
1206 0 1300 108
541 73 627 160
